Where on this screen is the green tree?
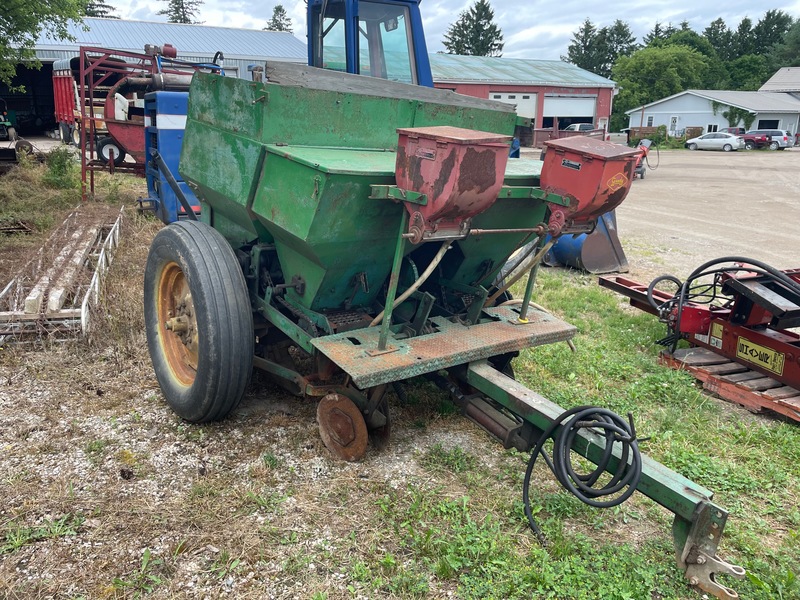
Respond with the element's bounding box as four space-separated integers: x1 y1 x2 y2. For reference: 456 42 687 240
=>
611 45 708 130
769 20 800 67
704 18 734 62
732 17 755 58
158 0 203 24
727 54 770 89
85 1 119 18
562 18 604 73
643 21 677 46
1 0 86 88
752 9 793 52
595 20 638 78
663 29 728 88
563 19 637 78
264 4 292 32
442 0 503 57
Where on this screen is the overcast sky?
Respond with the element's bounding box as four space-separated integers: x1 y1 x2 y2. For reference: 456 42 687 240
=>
113 0 800 60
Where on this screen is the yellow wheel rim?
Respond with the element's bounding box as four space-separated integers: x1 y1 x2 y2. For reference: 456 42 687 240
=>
156 262 199 386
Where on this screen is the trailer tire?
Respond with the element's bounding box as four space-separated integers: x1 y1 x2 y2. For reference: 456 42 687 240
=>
71 124 81 147
59 123 70 144
97 137 126 166
144 221 254 423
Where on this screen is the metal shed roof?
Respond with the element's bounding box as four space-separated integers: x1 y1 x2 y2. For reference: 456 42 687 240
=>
759 67 800 93
429 54 615 88
36 17 307 61
626 89 800 115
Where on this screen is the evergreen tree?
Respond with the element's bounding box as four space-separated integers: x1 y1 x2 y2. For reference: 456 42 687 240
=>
85 1 119 19
563 19 637 79
158 0 203 24
752 10 793 52
563 18 603 73
598 20 638 77
643 21 677 46
442 0 504 57
265 4 292 32
703 18 734 62
769 20 800 67
732 18 755 58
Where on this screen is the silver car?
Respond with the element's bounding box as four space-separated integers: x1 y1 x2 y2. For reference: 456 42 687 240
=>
685 132 744 152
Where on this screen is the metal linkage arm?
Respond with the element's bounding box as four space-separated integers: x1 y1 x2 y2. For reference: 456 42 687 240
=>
461 360 745 599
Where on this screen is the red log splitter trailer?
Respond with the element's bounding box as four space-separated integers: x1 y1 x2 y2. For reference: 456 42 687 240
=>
600 257 800 421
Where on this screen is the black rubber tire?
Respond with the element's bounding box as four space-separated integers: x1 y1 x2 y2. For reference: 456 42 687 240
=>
59 123 70 144
144 221 254 423
744 141 755 150
7 127 17 142
723 144 733 152
639 167 646 179
15 140 34 156
769 141 779 151
687 143 697 150
97 136 126 166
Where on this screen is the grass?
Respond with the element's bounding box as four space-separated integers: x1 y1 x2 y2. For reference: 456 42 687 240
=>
1 514 84 554
507 269 800 599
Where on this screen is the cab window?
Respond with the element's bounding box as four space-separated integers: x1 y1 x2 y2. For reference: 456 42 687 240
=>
312 0 416 84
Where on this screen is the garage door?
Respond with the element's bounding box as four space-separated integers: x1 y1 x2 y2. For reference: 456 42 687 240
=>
489 92 537 119
543 96 596 118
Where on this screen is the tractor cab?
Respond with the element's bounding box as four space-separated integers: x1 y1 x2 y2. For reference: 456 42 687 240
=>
307 0 433 86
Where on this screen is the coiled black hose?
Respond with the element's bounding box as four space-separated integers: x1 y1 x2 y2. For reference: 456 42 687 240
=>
523 406 642 544
646 256 800 353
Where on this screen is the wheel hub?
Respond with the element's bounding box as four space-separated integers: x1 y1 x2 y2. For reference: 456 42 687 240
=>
317 393 368 462
157 262 199 385
326 408 357 446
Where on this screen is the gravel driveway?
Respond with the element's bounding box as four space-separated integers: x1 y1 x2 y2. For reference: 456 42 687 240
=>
616 147 800 281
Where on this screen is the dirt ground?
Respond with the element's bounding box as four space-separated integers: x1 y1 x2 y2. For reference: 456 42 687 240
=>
616 147 800 280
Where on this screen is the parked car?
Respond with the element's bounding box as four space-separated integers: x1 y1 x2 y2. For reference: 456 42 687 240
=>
746 129 794 150
685 132 744 151
563 123 595 132
740 131 770 150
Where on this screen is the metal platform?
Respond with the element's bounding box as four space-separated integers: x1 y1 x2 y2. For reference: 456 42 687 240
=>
661 347 800 423
311 305 576 388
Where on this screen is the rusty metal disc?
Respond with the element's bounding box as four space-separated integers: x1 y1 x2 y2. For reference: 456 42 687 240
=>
317 393 368 462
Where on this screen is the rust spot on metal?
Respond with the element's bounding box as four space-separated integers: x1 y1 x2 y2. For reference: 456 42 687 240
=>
431 149 456 201
457 147 496 196
312 306 576 388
